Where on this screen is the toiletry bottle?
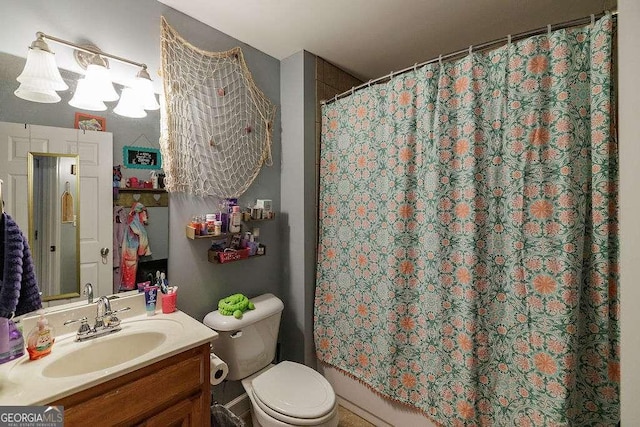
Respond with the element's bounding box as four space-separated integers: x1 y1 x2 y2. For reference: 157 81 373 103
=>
229 205 242 233
190 215 201 236
8 320 25 360
206 214 217 234
26 311 55 360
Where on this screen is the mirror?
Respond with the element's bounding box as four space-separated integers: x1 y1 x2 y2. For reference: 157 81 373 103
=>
28 153 80 301
1 51 166 302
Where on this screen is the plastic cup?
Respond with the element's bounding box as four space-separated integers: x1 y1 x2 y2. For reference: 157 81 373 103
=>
162 292 177 314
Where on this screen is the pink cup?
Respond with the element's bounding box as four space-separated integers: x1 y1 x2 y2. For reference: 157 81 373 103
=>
162 292 177 313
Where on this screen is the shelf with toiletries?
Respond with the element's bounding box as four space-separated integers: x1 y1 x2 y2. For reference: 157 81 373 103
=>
184 198 273 264
184 213 275 240
207 247 266 264
205 229 266 264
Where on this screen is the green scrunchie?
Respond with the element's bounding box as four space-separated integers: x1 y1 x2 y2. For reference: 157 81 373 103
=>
218 293 256 318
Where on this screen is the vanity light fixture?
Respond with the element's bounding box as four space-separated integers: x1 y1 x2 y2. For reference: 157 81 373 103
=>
15 32 160 118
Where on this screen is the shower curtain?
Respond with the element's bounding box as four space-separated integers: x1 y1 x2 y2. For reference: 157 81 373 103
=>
314 15 618 426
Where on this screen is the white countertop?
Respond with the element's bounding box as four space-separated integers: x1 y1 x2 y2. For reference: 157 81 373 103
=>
0 296 217 406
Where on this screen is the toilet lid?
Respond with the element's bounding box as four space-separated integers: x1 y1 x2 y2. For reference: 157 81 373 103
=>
252 361 336 419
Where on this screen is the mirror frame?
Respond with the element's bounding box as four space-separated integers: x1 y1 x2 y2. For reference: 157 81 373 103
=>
27 152 81 301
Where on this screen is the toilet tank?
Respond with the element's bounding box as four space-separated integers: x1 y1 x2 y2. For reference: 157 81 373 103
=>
203 293 284 381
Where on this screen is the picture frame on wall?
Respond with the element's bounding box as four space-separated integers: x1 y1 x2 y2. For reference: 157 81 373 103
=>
123 145 162 170
74 112 106 132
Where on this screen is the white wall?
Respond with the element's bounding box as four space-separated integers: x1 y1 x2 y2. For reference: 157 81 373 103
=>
618 0 640 424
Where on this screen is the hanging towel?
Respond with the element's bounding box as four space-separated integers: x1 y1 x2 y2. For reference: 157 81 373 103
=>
119 202 151 290
112 205 127 293
0 212 42 318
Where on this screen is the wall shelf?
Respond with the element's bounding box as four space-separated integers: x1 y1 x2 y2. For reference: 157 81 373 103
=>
114 188 168 207
185 226 235 240
207 249 266 264
185 212 273 264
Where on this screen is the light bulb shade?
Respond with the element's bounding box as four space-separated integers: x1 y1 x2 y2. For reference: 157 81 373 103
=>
114 87 147 118
84 63 119 102
17 48 68 91
133 75 160 110
69 79 107 111
14 83 61 103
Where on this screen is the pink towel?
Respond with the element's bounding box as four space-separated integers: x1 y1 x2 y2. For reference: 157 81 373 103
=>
119 203 151 290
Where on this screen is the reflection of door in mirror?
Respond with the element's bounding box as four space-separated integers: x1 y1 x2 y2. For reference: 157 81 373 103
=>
29 153 79 300
0 122 113 303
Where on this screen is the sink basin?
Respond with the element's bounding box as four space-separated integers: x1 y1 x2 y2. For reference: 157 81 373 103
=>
42 331 167 378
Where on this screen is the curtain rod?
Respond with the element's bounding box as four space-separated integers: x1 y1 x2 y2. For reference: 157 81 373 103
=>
323 10 617 106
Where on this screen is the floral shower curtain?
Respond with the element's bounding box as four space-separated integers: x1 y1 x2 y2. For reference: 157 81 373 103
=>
314 15 618 426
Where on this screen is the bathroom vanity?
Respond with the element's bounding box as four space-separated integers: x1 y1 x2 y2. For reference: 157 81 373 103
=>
0 293 217 426
50 343 210 426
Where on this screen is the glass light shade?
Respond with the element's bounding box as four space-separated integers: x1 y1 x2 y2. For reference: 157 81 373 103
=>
114 87 147 118
14 83 61 103
84 63 119 102
132 76 160 110
69 79 107 111
16 48 68 91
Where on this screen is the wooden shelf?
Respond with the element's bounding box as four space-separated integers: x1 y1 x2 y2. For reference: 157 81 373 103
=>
185 226 236 240
207 248 266 264
185 214 271 265
242 213 276 222
115 188 168 207
118 188 167 193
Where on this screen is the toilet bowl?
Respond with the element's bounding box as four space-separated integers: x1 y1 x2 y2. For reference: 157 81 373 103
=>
242 363 338 427
202 294 338 427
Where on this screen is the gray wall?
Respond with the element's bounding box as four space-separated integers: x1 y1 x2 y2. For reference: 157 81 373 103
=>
280 50 317 366
0 0 284 353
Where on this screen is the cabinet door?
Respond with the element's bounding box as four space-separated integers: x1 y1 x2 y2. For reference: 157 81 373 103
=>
144 392 208 427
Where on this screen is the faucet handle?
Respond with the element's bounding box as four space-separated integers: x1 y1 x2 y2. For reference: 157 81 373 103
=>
111 307 131 315
63 316 87 326
64 317 92 335
107 307 131 327
94 316 106 330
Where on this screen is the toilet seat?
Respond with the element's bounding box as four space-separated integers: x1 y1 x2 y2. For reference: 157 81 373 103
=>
251 361 336 425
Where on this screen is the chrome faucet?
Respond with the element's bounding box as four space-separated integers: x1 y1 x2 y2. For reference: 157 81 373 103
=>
97 296 111 317
64 296 130 342
94 296 112 329
83 283 94 304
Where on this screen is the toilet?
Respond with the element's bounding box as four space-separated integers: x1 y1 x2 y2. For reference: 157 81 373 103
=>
203 293 339 427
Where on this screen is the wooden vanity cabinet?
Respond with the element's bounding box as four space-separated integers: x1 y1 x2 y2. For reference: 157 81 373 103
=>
50 343 211 427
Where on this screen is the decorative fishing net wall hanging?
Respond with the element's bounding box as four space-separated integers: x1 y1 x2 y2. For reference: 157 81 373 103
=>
159 17 276 197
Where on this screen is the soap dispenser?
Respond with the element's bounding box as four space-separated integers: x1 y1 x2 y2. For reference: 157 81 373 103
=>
26 311 55 360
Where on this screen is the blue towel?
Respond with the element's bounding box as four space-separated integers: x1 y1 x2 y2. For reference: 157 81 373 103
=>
0 212 42 318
